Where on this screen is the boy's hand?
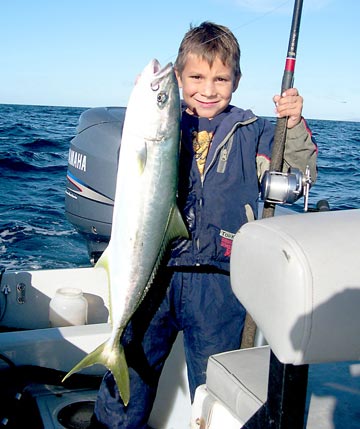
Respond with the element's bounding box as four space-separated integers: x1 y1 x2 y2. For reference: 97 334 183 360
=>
273 88 303 129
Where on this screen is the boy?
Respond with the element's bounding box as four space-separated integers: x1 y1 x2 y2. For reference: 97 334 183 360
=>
92 22 317 428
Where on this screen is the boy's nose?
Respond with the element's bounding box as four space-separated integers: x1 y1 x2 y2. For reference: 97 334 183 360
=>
201 80 216 97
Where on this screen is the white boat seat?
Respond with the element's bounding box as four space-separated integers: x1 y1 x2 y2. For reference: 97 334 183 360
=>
204 346 270 425
191 209 360 428
230 208 360 365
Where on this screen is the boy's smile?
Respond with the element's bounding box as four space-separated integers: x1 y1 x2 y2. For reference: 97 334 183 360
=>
176 53 239 119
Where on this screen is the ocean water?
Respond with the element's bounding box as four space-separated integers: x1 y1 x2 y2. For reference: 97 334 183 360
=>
0 104 88 269
0 103 359 270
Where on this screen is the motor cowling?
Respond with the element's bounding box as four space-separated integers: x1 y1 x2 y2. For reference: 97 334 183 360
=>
65 107 124 263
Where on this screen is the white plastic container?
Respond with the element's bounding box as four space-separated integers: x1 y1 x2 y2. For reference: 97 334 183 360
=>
49 287 88 327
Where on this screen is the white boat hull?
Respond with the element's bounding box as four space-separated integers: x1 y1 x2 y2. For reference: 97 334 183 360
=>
0 266 191 428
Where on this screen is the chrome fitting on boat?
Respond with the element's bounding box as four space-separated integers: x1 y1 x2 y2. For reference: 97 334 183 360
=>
261 166 312 211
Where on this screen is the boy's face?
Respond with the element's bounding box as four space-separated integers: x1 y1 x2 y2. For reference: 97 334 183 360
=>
175 53 239 119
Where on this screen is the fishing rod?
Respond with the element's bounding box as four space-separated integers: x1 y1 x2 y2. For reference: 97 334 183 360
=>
261 0 304 219
241 0 305 349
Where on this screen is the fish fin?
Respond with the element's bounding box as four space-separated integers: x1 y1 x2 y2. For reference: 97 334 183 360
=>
158 204 189 264
62 340 130 406
140 205 188 297
95 245 109 269
94 247 113 324
137 142 147 173
166 204 189 242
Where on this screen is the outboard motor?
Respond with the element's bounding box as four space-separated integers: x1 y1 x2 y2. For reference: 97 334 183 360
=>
65 107 125 263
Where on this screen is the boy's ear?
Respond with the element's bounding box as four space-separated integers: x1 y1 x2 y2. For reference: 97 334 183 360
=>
233 75 241 92
175 69 183 88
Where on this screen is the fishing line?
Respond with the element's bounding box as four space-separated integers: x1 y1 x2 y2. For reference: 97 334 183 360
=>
189 0 293 47
229 0 293 35
163 0 292 63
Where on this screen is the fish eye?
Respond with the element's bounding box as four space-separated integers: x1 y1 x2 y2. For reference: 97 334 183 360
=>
157 91 168 106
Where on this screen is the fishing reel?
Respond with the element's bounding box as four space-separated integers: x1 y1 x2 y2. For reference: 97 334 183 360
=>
260 166 312 211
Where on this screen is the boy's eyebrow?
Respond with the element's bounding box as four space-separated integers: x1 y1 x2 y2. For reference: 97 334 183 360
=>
185 68 232 77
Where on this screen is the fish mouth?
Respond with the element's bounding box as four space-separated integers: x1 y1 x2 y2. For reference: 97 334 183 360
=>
151 59 173 78
149 59 174 91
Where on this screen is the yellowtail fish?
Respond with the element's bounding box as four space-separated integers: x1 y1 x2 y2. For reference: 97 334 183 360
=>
63 59 188 405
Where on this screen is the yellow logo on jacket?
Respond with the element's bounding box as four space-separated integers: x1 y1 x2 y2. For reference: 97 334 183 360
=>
192 130 213 175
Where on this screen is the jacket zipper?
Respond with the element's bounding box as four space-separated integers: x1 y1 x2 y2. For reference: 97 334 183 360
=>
196 117 257 256
202 117 257 181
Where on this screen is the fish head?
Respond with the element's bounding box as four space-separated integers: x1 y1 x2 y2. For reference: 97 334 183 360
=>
125 59 181 149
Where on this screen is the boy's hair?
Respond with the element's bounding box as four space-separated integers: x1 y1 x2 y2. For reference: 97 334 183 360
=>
175 21 241 81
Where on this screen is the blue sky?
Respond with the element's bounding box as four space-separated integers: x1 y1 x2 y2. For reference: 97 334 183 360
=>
1 0 359 121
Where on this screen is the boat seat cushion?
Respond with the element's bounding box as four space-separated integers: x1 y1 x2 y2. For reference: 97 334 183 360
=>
205 346 270 423
230 209 360 365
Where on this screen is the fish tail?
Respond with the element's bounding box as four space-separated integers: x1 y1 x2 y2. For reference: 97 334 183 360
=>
62 340 130 406
95 246 109 271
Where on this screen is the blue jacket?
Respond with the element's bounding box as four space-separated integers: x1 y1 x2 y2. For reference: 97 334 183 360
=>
169 104 317 271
